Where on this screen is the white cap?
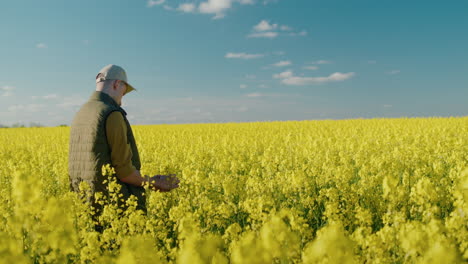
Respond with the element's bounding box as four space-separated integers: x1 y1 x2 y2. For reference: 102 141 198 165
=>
96 64 136 94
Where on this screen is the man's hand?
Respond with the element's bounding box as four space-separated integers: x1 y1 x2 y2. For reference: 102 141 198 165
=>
148 174 180 192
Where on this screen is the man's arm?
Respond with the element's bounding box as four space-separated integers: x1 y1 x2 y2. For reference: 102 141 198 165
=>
105 111 179 191
106 111 138 181
119 169 147 186
121 171 180 192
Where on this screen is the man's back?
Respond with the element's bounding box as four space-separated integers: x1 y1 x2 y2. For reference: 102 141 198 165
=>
68 91 145 213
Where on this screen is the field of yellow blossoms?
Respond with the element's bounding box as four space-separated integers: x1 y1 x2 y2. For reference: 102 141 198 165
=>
0 117 467 263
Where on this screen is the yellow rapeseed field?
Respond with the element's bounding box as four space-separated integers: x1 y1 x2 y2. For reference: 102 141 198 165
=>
0 117 467 263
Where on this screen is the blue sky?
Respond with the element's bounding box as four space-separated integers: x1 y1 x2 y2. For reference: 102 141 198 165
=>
0 0 467 126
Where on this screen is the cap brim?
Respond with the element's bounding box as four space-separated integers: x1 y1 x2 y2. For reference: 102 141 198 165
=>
124 82 136 95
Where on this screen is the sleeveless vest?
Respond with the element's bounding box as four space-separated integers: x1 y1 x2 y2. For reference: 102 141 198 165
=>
68 91 146 212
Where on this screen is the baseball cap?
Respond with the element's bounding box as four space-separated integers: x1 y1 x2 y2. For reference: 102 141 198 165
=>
96 64 136 95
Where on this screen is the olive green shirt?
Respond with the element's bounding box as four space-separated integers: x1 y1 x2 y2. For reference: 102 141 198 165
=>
106 111 137 179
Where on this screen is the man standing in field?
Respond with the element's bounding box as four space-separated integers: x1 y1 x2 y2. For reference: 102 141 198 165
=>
68 64 179 218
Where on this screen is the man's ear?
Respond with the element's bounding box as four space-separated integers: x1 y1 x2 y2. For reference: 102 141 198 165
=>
112 80 119 90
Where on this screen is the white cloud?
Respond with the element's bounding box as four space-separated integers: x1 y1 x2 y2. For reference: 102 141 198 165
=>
31 94 60 100
236 106 249 112
249 20 306 39
245 74 257 79
199 0 232 19
43 94 59 100
272 60 292 67
309 60 332 65
240 84 248 89
82 40 90 45
246 93 264 97
1 86 15 97
274 71 355 86
225 52 265 59
56 95 86 109
149 0 272 19
383 104 393 108
386 70 400 75
213 13 226 19
8 104 45 112
147 0 165 7
303 66 318 70
288 30 308 37
178 3 196 12
7 105 22 112
368 60 377 64
36 43 47 49
258 84 269 88
2 86 15 91
254 20 278 31
273 70 293 79
245 92 297 98
247 32 278 39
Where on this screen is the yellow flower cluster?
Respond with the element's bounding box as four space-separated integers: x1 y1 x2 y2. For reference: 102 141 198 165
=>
0 117 466 263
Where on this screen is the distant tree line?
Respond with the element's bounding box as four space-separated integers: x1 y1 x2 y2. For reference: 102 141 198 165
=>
0 122 68 128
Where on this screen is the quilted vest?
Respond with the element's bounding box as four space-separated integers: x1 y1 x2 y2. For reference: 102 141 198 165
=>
68 91 146 212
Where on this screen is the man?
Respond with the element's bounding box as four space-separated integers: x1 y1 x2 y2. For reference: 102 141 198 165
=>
68 64 179 217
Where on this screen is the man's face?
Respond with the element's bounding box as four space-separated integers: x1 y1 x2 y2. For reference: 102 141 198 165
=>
114 80 127 106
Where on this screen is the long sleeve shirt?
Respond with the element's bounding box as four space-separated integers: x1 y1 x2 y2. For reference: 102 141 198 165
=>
106 111 137 179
